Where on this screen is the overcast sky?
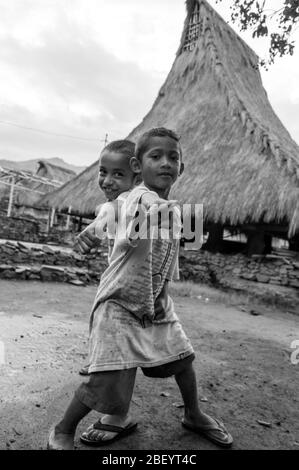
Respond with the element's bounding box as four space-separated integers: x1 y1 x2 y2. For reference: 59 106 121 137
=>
0 0 298 166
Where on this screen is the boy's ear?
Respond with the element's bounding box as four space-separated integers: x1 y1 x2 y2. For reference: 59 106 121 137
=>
130 157 141 174
179 162 184 176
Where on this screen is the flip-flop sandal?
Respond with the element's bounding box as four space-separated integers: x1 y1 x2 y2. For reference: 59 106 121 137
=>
80 419 138 447
79 365 90 376
47 427 74 450
182 417 233 448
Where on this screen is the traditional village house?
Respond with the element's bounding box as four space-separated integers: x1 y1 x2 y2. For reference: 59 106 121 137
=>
40 0 299 255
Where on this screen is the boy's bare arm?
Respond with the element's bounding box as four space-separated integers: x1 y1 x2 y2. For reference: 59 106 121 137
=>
94 200 119 239
75 200 119 254
75 220 100 254
154 281 169 321
127 193 180 243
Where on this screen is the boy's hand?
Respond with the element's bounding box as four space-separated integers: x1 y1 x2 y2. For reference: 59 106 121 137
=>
75 222 100 254
141 194 179 212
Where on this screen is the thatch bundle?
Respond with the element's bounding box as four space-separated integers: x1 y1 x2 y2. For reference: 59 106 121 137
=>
39 0 299 235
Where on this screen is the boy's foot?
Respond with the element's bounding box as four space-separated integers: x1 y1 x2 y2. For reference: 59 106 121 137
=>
182 414 233 448
79 365 90 376
47 426 75 450
80 414 137 446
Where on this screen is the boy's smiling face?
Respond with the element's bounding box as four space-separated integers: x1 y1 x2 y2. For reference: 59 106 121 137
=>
98 150 135 201
134 135 183 199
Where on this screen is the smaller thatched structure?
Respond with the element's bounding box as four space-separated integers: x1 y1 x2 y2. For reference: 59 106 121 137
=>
14 161 76 207
38 160 103 216
36 160 76 183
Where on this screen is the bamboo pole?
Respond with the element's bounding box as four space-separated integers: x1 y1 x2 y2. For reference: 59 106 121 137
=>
46 209 51 233
0 180 45 194
50 208 56 227
7 176 15 217
66 206 72 229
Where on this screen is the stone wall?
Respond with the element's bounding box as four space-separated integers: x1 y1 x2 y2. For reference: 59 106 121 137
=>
0 240 108 284
0 239 298 290
0 215 40 243
179 249 299 289
38 228 77 246
0 214 77 246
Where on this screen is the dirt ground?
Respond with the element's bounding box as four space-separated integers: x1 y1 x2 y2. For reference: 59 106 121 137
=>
0 279 298 451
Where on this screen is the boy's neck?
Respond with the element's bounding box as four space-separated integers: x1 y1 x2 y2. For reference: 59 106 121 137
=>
142 183 170 200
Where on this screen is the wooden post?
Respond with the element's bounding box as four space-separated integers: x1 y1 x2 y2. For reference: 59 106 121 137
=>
264 233 272 254
66 206 72 229
50 208 56 227
7 176 15 217
78 216 82 232
247 231 266 256
205 223 224 252
289 234 299 252
46 208 51 234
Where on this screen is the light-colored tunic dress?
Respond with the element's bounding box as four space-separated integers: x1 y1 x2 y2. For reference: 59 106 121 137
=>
88 184 194 373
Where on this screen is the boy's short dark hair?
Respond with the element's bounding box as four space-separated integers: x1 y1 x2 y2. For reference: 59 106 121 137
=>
135 127 182 161
101 140 135 162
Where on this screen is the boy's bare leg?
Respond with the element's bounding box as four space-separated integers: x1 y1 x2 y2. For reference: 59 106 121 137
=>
48 395 91 450
175 363 216 426
175 363 233 446
80 369 137 443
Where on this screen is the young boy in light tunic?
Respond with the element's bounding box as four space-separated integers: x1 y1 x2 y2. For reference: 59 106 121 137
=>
48 128 233 450
76 139 140 375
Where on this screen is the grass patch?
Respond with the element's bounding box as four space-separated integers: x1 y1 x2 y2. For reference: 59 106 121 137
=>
170 280 251 306
169 280 297 313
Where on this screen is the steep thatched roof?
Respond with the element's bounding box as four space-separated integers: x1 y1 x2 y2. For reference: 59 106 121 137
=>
39 0 299 235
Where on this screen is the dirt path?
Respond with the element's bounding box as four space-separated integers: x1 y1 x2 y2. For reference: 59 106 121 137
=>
0 280 298 450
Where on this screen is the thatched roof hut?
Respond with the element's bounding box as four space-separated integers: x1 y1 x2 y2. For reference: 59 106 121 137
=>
39 0 299 237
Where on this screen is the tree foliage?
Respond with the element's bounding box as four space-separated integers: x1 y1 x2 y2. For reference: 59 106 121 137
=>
217 0 299 66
